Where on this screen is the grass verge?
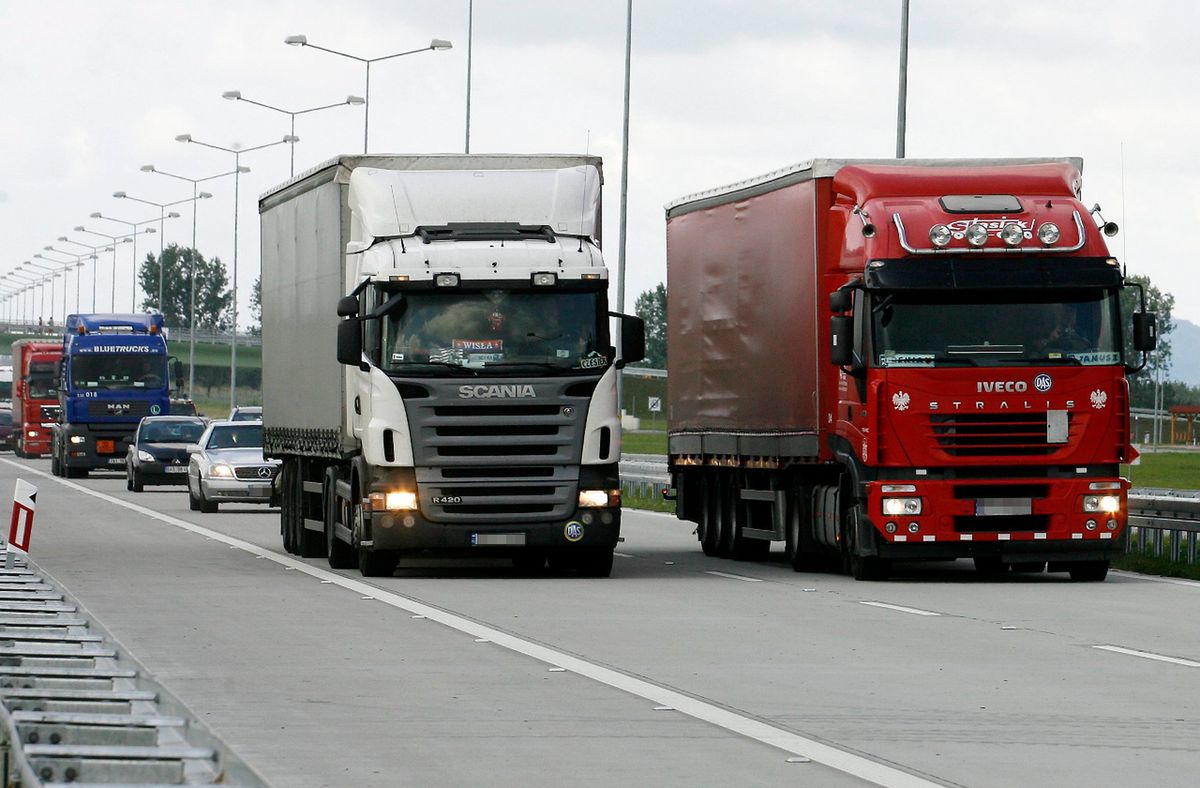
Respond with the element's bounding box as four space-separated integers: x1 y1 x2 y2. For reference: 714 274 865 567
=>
623 431 667 456
1123 451 1200 490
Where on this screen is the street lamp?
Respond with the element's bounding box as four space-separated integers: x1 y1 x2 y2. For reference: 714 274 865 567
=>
285 34 452 153
175 133 298 410
91 210 177 311
74 226 150 311
35 250 83 321
114 189 211 313
222 90 364 176
142 164 244 400
56 237 110 312
3 272 38 325
20 261 58 327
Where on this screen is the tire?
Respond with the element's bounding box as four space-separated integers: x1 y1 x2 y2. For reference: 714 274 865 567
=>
131 470 144 493
574 548 614 578
351 491 398 577
125 468 134 491
325 471 355 569
785 486 822 572
280 463 297 554
844 504 889 581
50 447 61 477
198 485 218 513
717 475 738 558
188 483 201 511
1068 560 1109 582
699 476 720 557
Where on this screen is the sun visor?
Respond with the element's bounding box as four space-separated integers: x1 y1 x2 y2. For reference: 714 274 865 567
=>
347 165 601 252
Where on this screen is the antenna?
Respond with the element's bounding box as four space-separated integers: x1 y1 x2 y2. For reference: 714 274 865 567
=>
389 186 406 253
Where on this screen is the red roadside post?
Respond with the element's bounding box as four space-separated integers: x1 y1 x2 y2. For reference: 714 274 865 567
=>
7 479 37 568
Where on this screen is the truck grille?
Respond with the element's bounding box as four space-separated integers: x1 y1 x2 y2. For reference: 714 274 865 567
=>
40 404 61 423
86 400 154 418
928 413 1074 457
402 377 598 524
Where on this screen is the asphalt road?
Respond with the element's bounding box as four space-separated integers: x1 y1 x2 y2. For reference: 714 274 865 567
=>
2 453 1198 788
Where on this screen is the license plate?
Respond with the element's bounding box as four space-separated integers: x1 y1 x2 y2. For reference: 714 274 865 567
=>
471 533 526 546
107 457 124 465
97 440 115 454
975 498 1032 517
166 466 188 474
252 485 272 497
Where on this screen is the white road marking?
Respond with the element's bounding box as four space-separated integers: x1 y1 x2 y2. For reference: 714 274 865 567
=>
704 571 764 583
4 458 941 788
613 552 635 558
1093 645 1200 668
1111 570 1200 589
859 601 941 617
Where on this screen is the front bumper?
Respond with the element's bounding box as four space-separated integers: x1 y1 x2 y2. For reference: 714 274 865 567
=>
134 461 192 486
201 477 277 504
366 506 621 554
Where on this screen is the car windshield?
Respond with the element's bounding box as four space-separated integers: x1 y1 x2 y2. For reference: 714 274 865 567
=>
230 409 261 421
206 424 263 450
28 374 58 399
71 354 166 389
140 420 206 444
377 287 608 375
871 289 1122 368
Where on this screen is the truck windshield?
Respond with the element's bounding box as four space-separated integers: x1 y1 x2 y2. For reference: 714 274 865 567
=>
378 288 608 374
871 290 1122 368
28 374 58 399
71 355 167 389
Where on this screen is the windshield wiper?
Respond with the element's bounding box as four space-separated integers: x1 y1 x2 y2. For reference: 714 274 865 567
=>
1032 356 1084 365
390 361 479 376
480 361 569 372
930 356 978 367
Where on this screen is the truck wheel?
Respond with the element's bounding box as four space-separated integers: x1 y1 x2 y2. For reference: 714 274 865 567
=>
359 549 398 577
844 504 889 581
785 486 822 572
323 471 355 568
1068 560 1109 582
717 475 738 558
51 450 61 477
698 477 720 556
574 548 614 578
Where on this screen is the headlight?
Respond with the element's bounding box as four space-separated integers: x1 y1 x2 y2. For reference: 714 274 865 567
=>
1083 495 1120 513
1000 222 1024 247
1037 222 1060 245
69 435 86 444
368 491 418 511
882 497 922 516
965 223 988 247
210 464 234 478
579 489 620 508
26 430 39 437
928 224 952 248
137 450 155 462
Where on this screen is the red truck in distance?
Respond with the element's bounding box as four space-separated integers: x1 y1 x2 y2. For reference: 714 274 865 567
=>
665 158 1157 582
11 340 63 458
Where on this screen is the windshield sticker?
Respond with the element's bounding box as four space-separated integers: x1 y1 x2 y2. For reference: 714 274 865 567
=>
1069 352 1120 365
454 339 503 353
579 352 607 370
879 353 935 368
391 352 406 362
556 349 571 358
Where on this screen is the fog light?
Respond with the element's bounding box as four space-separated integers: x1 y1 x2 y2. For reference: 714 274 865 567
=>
69 435 86 444
885 522 897 534
581 511 595 524
1085 519 1097 531
965 223 988 247
1037 222 1060 245
928 224 952 248
1106 519 1118 531
882 497 922 516
1000 222 1025 247
907 522 920 534
579 489 619 508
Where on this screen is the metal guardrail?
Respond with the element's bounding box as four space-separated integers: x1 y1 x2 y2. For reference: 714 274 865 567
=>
619 456 1200 566
0 551 269 787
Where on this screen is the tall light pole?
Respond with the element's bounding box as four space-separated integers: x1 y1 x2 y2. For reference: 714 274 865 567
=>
175 133 298 410
141 165 241 400
222 91 364 176
35 251 83 320
896 0 910 158
90 211 176 311
284 34 452 153
465 0 473 153
615 0 633 411
56 237 109 312
4 272 38 324
21 262 59 327
74 226 150 311
114 191 205 313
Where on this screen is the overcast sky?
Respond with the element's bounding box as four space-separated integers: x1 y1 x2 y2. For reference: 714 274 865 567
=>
1 0 1197 331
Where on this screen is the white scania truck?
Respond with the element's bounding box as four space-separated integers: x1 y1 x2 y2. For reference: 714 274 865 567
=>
259 155 644 577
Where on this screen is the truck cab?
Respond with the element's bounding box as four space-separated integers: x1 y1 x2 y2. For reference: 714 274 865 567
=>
11 340 63 457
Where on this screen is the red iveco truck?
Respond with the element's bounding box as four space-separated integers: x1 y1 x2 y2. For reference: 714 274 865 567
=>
665 158 1157 581
11 339 63 458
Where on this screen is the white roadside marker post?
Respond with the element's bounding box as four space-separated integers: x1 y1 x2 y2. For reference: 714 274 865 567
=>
7 479 37 569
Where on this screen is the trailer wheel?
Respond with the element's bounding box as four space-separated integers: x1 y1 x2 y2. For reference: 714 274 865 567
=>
717 475 738 558
324 469 355 569
698 476 720 556
296 467 325 559
1068 560 1109 582
280 463 298 553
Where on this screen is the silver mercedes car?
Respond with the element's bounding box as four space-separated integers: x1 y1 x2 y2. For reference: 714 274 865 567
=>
187 420 280 513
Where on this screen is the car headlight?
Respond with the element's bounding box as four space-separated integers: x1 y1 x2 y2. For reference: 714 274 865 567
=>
1084 495 1120 513
882 497 922 516
210 464 234 478
579 489 621 508
137 450 155 462
69 435 86 444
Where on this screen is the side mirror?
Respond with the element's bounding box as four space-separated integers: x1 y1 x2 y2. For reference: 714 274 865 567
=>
186 444 201 454
829 289 853 313
337 319 367 369
337 295 360 318
830 315 854 366
619 314 646 366
169 358 184 389
1133 312 1157 352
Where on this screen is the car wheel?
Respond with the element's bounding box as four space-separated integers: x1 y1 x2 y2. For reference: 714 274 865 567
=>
198 484 218 514
131 470 144 493
188 482 201 511
125 467 133 491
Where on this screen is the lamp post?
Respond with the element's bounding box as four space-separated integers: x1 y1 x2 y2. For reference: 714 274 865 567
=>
35 250 83 320
20 262 58 327
3 273 37 324
284 34 452 153
142 164 243 400
56 237 109 312
222 91 364 176
90 211 176 311
175 133 297 411
113 189 210 312
74 226 150 311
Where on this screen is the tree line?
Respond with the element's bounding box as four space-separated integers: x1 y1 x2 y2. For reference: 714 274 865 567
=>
136 243 261 333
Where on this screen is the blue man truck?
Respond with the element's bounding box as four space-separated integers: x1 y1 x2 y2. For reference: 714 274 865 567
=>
50 314 179 478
